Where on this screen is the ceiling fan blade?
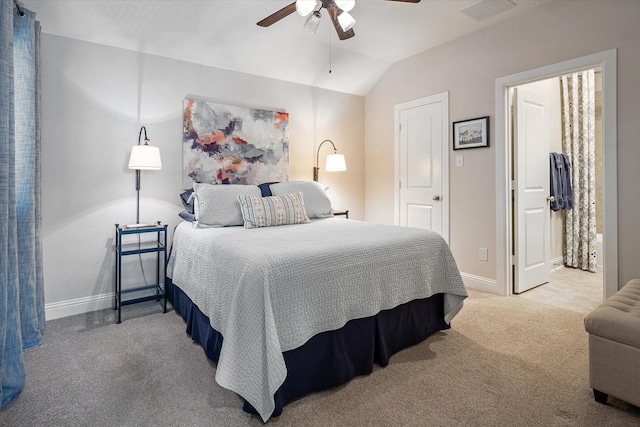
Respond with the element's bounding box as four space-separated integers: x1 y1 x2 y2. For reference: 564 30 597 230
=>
257 2 297 27
328 5 355 41
384 0 421 3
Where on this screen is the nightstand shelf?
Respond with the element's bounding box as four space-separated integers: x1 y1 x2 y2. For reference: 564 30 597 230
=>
114 223 168 324
333 210 349 219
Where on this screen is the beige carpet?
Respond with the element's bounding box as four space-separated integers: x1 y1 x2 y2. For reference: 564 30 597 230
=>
2 289 639 426
276 289 639 426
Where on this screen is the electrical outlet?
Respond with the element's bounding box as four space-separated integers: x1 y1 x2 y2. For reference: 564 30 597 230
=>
479 248 488 262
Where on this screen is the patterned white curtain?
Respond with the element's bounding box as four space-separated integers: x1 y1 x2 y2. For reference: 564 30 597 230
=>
1 0 44 407
560 70 597 272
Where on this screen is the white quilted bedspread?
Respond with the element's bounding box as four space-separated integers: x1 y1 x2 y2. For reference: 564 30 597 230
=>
167 218 467 421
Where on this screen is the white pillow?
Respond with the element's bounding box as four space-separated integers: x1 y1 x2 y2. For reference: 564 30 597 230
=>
237 192 311 229
192 183 261 228
269 181 333 219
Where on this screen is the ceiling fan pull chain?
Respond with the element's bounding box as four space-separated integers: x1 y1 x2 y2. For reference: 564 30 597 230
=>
329 23 332 74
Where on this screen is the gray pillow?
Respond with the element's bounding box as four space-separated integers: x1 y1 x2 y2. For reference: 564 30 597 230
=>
192 183 261 228
269 181 333 219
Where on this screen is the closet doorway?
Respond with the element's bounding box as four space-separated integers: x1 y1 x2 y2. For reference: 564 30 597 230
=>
495 49 618 301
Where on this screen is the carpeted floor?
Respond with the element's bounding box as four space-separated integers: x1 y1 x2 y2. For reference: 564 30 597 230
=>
1 289 639 426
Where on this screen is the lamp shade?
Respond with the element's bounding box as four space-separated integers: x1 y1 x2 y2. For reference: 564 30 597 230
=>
128 145 162 170
304 10 321 33
335 0 355 12
296 0 317 17
325 153 346 172
337 11 355 32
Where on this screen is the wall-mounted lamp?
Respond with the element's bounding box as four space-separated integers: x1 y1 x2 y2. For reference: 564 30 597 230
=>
313 139 346 182
128 126 162 224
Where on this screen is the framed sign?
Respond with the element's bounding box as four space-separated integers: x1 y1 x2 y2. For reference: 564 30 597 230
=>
453 116 489 150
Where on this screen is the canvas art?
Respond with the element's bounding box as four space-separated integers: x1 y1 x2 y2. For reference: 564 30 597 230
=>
183 99 289 188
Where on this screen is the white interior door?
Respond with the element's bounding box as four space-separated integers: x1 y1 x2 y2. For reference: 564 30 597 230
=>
396 95 446 237
513 87 551 293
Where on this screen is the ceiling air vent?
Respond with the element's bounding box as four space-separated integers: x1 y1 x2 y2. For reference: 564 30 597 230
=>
460 0 516 21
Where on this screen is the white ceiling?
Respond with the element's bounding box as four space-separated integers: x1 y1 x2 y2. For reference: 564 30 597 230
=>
22 0 550 96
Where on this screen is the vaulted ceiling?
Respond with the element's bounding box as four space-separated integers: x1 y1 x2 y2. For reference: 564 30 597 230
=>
22 0 550 95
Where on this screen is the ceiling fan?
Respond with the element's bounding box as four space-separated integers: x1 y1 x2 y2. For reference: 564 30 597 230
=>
257 0 422 41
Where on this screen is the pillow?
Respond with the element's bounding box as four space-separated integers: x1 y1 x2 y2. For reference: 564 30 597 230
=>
258 181 279 197
180 189 194 214
237 192 311 229
269 181 333 219
178 210 195 222
192 183 261 228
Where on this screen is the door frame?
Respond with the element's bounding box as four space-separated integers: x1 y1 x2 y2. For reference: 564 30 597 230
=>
495 49 618 298
394 92 450 243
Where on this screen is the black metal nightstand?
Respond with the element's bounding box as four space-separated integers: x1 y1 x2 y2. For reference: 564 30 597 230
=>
333 210 349 219
114 223 167 324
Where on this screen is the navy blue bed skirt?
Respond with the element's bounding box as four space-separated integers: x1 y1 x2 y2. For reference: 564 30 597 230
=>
166 278 449 418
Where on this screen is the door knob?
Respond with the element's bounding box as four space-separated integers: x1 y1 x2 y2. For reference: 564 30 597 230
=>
546 196 555 202
433 195 441 201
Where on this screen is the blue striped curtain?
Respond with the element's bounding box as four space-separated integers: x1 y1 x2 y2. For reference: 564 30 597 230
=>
1 0 45 407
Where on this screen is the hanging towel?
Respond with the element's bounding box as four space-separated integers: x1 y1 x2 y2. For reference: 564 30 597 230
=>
549 152 573 211
560 153 573 210
549 153 563 210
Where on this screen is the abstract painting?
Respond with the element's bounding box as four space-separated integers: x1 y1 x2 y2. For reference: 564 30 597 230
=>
183 99 289 188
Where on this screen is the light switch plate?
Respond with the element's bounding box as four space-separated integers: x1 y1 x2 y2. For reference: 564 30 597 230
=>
456 155 464 167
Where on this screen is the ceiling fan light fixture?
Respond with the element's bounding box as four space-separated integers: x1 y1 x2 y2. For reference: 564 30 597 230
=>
337 10 356 32
303 10 322 33
335 0 355 12
296 0 318 17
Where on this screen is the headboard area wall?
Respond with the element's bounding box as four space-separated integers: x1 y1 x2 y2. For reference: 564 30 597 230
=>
183 98 289 188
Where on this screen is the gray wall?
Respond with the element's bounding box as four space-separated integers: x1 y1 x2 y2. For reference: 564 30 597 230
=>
41 35 364 318
364 0 640 289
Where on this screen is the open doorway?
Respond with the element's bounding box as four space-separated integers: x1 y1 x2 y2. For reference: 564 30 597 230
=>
494 49 618 300
509 70 603 312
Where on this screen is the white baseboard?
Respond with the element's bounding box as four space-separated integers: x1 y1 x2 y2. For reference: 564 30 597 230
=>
45 292 114 321
45 273 501 320
550 256 564 272
460 272 499 294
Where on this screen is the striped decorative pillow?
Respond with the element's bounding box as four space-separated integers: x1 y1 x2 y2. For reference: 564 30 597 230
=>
237 192 311 229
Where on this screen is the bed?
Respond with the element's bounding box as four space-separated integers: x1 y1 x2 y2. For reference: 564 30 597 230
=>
166 182 467 422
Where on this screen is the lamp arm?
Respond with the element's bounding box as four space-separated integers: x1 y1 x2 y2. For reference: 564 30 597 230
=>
316 139 337 170
135 125 149 223
314 139 338 181
138 126 149 146
135 126 149 194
